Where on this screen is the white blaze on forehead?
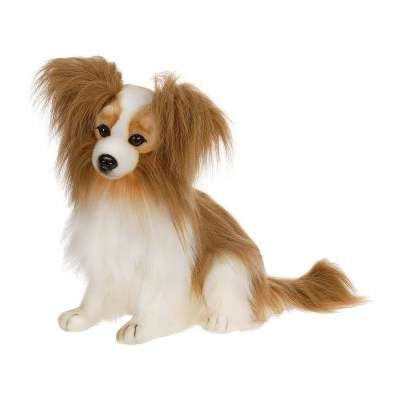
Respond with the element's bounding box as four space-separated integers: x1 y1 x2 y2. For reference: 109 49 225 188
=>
112 84 153 137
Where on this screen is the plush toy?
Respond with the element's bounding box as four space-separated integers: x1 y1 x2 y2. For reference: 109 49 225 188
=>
35 57 362 344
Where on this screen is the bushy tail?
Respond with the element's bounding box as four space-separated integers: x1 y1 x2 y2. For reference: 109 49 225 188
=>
262 260 364 315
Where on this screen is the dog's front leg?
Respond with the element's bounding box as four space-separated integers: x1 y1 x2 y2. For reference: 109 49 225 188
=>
116 296 192 345
58 282 105 332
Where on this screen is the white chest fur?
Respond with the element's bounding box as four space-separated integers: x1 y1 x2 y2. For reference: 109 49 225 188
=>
64 196 197 326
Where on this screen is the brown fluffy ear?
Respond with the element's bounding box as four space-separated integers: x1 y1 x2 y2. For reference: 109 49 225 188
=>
34 56 123 201
151 74 231 183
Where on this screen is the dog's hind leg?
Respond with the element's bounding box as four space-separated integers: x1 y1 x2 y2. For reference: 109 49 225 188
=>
202 255 261 333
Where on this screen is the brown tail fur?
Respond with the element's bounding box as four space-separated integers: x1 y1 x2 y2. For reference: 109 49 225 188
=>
261 259 364 315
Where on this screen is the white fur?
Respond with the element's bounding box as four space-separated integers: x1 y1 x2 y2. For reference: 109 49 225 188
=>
60 194 257 343
92 136 139 179
203 256 259 333
112 84 153 138
63 194 204 343
92 85 153 179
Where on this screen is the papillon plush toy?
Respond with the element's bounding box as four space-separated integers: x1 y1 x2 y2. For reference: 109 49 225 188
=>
36 57 362 344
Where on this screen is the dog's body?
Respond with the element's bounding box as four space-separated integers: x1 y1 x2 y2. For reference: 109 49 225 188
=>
36 57 362 344
62 189 256 343
63 193 200 342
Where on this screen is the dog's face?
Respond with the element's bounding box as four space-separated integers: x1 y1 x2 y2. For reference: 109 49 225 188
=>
36 56 231 204
92 85 157 180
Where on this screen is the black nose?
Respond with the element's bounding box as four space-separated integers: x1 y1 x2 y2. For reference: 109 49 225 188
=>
98 154 118 173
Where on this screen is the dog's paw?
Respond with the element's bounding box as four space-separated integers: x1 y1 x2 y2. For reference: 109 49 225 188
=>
203 314 260 333
116 320 155 345
204 314 231 333
116 320 141 345
58 308 92 332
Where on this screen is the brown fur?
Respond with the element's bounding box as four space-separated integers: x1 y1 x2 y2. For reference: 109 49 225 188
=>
261 259 365 314
251 260 364 320
128 105 159 153
35 56 123 202
36 57 363 323
192 193 363 321
95 100 121 138
135 74 231 236
192 191 263 298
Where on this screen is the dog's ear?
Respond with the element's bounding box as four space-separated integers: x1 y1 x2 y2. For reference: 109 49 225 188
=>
151 74 231 183
35 57 123 199
35 56 123 142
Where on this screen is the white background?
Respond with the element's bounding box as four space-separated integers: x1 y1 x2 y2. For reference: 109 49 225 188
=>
1 1 398 399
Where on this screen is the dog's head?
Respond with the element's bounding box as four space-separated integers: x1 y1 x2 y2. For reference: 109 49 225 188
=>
91 84 155 180
36 57 230 202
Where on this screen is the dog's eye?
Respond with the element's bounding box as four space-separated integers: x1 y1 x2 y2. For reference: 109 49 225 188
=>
97 124 111 137
129 134 147 147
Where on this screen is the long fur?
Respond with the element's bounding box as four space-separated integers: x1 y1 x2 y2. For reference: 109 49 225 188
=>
193 193 363 320
260 260 364 315
36 56 363 343
35 57 123 202
136 74 231 236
